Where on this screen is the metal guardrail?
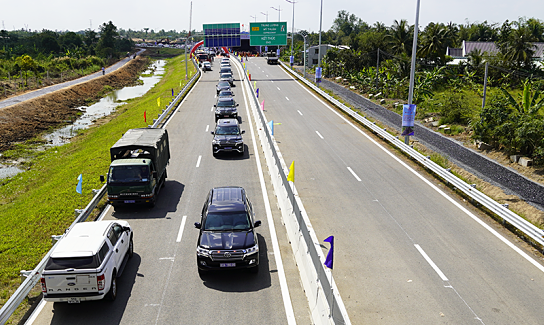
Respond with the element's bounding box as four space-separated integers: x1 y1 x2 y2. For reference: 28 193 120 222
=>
279 61 544 248
0 58 201 325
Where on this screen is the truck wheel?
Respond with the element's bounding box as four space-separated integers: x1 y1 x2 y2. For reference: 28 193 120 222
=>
105 272 117 301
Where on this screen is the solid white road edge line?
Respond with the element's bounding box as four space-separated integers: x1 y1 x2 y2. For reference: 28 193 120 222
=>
347 167 362 182
285 67 544 274
176 216 187 243
196 155 202 168
237 61 297 325
415 244 449 281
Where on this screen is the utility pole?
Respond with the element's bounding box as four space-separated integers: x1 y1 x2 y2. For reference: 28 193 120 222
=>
482 61 489 108
405 0 421 145
286 0 296 68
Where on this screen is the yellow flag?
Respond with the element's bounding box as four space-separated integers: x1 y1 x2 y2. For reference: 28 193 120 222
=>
253 81 256 89
157 97 160 107
287 161 295 182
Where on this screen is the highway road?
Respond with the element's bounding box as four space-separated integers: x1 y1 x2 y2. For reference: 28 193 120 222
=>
243 57 544 324
28 56 310 325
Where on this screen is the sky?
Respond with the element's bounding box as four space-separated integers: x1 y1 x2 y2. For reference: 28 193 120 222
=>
2 0 543 35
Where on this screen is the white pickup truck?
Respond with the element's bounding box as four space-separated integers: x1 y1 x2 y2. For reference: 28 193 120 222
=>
41 220 133 303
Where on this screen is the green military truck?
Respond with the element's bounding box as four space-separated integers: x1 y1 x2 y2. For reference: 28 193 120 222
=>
106 128 170 209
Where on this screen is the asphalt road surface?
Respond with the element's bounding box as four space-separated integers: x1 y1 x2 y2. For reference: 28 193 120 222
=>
28 56 310 325
244 57 544 325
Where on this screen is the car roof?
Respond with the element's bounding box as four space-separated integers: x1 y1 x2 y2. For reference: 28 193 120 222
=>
51 221 128 258
217 97 234 102
208 187 246 213
216 118 239 126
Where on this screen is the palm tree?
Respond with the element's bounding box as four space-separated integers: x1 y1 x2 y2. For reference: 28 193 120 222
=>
500 26 537 68
386 20 412 55
418 23 448 64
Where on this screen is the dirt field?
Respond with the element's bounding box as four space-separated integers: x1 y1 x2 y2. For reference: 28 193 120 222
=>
0 56 150 152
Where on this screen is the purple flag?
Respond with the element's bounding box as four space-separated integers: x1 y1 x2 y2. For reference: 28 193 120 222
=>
324 236 334 269
172 88 174 96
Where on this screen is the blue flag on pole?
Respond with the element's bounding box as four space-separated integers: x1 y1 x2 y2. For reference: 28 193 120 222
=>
324 236 334 269
268 120 273 135
256 88 259 98
76 174 83 194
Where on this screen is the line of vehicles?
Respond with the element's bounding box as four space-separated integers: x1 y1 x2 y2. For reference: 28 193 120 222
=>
40 55 261 305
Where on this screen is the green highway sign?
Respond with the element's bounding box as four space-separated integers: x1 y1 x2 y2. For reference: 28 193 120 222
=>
249 22 287 46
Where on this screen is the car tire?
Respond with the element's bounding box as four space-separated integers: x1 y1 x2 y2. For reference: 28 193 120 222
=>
128 236 134 258
105 272 117 301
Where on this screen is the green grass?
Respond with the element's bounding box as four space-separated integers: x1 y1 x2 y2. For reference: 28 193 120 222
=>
0 55 196 304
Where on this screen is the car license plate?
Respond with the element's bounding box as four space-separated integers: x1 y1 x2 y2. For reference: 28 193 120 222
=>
67 298 81 304
220 263 236 267
124 200 135 203
223 115 229 117
224 147 232 150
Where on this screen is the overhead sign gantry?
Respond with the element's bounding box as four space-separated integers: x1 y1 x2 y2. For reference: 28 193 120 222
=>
249 22 288 46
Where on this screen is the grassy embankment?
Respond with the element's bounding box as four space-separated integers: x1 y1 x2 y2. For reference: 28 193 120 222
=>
0 53 196 311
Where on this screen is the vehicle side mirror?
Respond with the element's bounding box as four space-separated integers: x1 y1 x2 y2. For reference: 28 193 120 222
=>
194 222 201 229
254 220 262 228
214 104 217 107
236 103 239 107
100 175 105 183
211 131 215 135
241 130 245 134
123 226 131 232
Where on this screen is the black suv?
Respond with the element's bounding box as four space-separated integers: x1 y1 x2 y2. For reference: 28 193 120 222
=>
214 97 239 122
211 118 244 156
194 187 261 274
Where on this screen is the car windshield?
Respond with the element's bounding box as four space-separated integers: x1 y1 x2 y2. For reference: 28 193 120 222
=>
217 81 229 87
220 74 232 78
215 125 240 135
217 100 235 107
204 212 251 231
109 165 150 183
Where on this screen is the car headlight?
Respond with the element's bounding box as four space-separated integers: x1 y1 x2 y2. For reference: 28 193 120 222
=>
141 193 154 198
212 139 220 145
243 244 258 257
235 139 243 144
108 195 119 199
197 246 210 257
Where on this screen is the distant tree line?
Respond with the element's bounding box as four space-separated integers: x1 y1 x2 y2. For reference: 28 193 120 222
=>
0 21 135 94
286 11 544 162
